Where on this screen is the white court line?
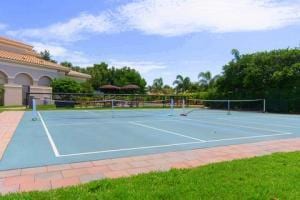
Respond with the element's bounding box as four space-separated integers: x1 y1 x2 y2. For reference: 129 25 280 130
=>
216 117 299 129
182 118 293 135
58 132 293 157
58 141 203 157
48 121 124 127
48 119 176 127
38 112 60 157
129 121 206 142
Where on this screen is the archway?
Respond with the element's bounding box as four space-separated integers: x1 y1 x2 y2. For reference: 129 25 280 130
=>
38 76 52 87
0 71 8 85
14 73 33 86
14 73 33 105
0 71 7 106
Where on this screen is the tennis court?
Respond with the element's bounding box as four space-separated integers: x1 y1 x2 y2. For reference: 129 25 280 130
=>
0 106 299 171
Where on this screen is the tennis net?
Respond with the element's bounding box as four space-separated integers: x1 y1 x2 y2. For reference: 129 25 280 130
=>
180 99 266 116
32 98 176 120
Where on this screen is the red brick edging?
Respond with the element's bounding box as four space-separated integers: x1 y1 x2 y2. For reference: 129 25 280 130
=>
0 111 24 159
0 138 299 194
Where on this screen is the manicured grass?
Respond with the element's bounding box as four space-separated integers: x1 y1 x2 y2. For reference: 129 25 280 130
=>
2 152 300 199
0 106 26 112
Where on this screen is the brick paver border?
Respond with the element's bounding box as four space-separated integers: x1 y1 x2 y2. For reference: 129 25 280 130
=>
0 138 298 194
0 111 299 194
0 111 24 159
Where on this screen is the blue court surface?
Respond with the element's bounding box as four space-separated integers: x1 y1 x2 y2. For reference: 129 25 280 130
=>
0 109 299 171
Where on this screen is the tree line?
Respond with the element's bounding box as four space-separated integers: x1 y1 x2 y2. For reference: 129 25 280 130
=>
41 47 300 112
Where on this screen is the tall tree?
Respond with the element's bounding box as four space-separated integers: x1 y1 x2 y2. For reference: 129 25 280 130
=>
85 63 147 93
231 49 240 61
40 50 57 63
173 75 191 93
60 61 73 68
152 78 164 92
216 48 300 112
198 71 212 88
148 78 172 94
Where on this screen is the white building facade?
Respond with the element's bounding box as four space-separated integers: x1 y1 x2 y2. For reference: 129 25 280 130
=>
0 36 91 106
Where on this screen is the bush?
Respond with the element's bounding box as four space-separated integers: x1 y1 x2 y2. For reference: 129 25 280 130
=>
80 81 94 93
51 78 83 93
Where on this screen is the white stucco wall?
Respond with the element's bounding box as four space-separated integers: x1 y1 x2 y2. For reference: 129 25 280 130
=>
0 71 7 84
4 84 22 106
0 61 64 86
0 61 89 106
30 86 52 105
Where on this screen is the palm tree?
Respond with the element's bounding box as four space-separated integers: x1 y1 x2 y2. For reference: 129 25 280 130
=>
173 75 191 93
149 77 164 93
210 75 221 87
198 71 212 87
231 48 240 61
152 78 163 90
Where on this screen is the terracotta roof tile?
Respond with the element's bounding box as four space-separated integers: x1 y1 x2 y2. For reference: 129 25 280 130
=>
0 50 70 72
67 70 91 79
0 36 91 79
0 36 33 50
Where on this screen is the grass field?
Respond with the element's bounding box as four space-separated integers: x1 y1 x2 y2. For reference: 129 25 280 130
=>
2 152 299 199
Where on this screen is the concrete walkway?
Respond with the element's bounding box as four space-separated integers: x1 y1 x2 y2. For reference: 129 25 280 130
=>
0 111 299 194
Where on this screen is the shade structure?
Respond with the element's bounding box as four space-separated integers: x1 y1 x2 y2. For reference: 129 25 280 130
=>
99 84 140 94
99 85 120 93
121 84 140 90
99 84 120 90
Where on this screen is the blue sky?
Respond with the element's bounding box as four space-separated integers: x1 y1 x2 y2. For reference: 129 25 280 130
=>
1 0 300 85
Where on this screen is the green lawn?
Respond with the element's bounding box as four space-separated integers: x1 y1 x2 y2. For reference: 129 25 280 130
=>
0 106 26 112
2 152 300 199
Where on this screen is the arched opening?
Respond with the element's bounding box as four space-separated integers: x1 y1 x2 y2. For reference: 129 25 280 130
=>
14 73 33 105
0 71 7 106
38 76 52 87
14 73 33 86
0 71 8 85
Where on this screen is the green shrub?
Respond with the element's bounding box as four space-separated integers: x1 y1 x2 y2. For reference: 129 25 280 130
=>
51 78 83 93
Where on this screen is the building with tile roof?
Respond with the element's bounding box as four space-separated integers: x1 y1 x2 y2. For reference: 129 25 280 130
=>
0 36 91 106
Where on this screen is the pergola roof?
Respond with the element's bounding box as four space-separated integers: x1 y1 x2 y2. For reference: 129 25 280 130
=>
99 84 120 90
121 84 140 90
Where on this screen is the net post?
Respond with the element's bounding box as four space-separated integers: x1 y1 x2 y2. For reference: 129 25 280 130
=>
111 99 114 118
263 99 266 113
227 100 231 115
169 98 174 116
182 98 185 114
32 98 38 121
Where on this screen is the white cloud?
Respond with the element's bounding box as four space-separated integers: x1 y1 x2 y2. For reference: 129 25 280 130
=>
108 59 169 85
7 13 116 42
118 0 300 36
109 59 167 74
6 0 300 41
31 42 93 67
